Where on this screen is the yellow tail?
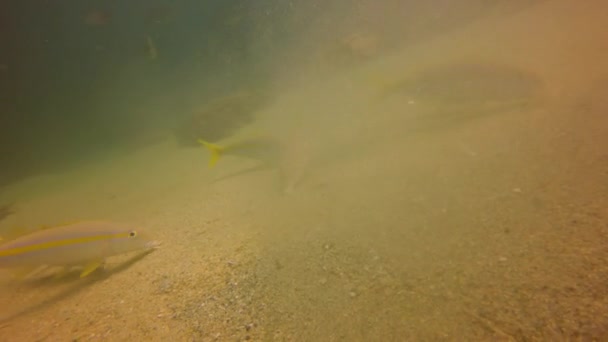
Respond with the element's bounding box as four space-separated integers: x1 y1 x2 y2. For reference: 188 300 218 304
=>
197 139 224 168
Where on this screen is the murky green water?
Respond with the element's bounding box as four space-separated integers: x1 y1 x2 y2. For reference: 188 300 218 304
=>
1 1 608 340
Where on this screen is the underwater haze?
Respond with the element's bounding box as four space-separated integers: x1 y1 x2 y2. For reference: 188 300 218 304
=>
2 0 608 340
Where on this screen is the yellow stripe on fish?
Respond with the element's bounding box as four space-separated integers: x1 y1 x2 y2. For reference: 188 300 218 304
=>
0 221 154 278
0 231 136 257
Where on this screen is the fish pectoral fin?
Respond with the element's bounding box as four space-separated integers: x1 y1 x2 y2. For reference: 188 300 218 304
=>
197 139 224 168
80 260 105 278
10 265 47 280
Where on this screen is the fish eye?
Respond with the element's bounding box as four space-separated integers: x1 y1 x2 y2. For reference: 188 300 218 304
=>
129 231 137 238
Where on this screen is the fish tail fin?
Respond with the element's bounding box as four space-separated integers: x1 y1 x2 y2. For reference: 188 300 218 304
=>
197 139 224 168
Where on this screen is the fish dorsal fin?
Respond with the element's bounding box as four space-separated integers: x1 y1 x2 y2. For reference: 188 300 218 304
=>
34 221 77 232
0 226 31 242
0 221 81 243
54 221 80 228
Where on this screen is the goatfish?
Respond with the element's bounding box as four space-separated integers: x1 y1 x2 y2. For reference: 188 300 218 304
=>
198 135 283 168
198 134 315 194
0 221 157 278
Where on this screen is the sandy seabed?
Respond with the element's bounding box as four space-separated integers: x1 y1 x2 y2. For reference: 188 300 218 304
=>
2 1 608 340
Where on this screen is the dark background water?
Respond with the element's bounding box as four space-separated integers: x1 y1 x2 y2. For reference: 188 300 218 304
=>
1 0 276 186
0 0 531 187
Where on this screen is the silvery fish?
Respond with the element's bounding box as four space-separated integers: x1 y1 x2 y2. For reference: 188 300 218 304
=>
198 135 313 192
0 221 157 278
198 136 283 168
